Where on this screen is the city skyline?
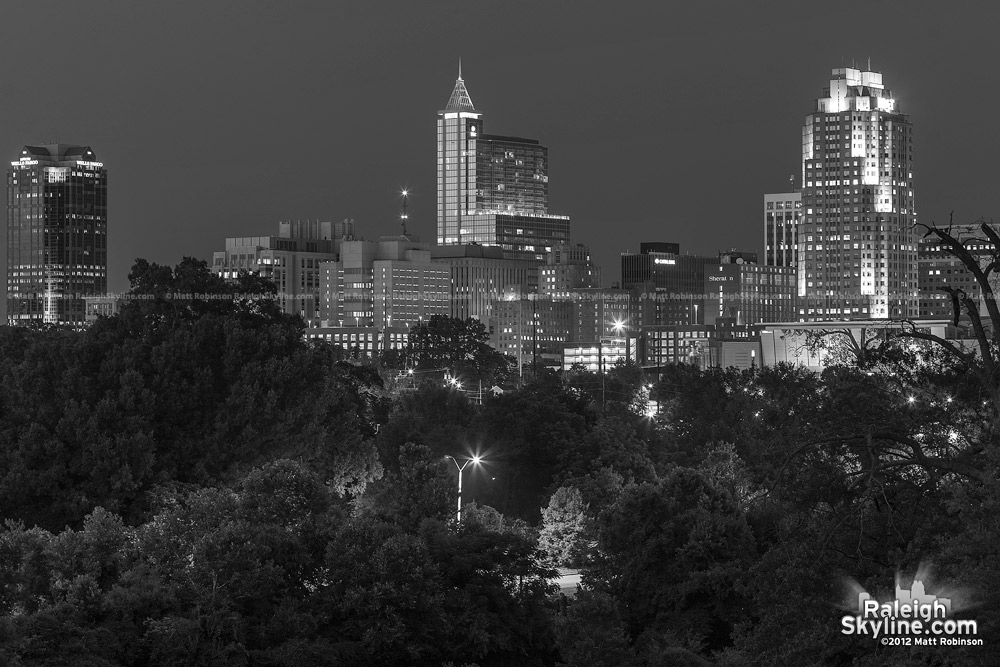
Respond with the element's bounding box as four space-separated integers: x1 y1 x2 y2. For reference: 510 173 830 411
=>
2 2 999 294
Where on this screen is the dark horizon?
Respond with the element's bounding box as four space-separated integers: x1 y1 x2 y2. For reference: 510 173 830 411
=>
3 1 999 293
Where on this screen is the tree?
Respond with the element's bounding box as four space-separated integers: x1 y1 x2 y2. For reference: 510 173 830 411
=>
587 468 755 655
474 381 588 521
407 315 515 386
358 443 455 528
538 486 589 569
0 259 383 529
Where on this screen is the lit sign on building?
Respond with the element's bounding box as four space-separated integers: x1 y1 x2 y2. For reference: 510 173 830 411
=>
654 258 676 265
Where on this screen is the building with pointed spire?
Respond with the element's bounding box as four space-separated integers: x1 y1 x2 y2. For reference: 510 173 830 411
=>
798 67 917 320
436 65 570 261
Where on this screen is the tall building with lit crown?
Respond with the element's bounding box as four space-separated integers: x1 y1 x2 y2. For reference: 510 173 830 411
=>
7 144 107 325
436 66 569 260
799 67 917 320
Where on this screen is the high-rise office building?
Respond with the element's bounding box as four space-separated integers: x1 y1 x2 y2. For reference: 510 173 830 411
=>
799 67 917 320
436 67 570 260
7 144 107 325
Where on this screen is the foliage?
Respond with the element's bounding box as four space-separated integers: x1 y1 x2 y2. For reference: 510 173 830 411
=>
538 487 589 569
356 442 455 528
0 259 383 530
407 315 515 386
0 460 559 667
474 380 588 522
587 468 756 654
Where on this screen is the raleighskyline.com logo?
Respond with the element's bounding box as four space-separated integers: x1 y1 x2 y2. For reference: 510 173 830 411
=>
840 577 981 645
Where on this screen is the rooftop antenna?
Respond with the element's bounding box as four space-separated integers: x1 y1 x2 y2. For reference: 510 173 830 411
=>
400 189 409 235
458 57 462 80
789 173 795 191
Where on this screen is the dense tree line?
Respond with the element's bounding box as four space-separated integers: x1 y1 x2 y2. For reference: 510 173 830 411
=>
0 258 383 531
1 249 999 665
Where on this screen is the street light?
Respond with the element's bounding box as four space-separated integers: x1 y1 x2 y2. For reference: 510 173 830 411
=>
612 317 630 363
444 454 482 523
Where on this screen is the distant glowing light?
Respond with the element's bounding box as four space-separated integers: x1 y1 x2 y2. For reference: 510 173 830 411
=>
908 396 916 404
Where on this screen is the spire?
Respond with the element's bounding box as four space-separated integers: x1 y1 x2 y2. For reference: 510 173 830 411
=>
444 62 476 113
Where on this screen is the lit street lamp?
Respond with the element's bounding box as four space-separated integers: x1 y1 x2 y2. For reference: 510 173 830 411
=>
444 454 481 522
612 317 629 362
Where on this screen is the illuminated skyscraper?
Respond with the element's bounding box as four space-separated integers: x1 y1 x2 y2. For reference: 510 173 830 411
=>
799 67 917 320
437 65 481 245
436 65 569 260
7 144 107 325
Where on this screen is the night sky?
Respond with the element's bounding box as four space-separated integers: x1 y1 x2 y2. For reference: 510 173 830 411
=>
3 1 998 293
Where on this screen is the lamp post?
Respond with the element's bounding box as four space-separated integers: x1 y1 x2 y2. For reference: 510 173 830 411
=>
612 318 629 363
444 455 481 522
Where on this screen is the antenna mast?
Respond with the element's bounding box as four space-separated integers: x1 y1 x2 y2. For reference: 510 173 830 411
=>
400 189 409 235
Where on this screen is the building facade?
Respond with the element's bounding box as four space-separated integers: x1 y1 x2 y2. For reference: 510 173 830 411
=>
764 191 801 267
917 224 998 321
799 67 918 320
304 325 411 357
622 243 722 327
571 287 636 344
213 234 338 319
431 244 535 321
278 218 356 242
320 235 450 329
539 243 601 298
7 144 108 325
562 339 631 372
641 324 719 369
491 296 574 368
758 320 959 372
703 254 797 326
475 134 548 214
